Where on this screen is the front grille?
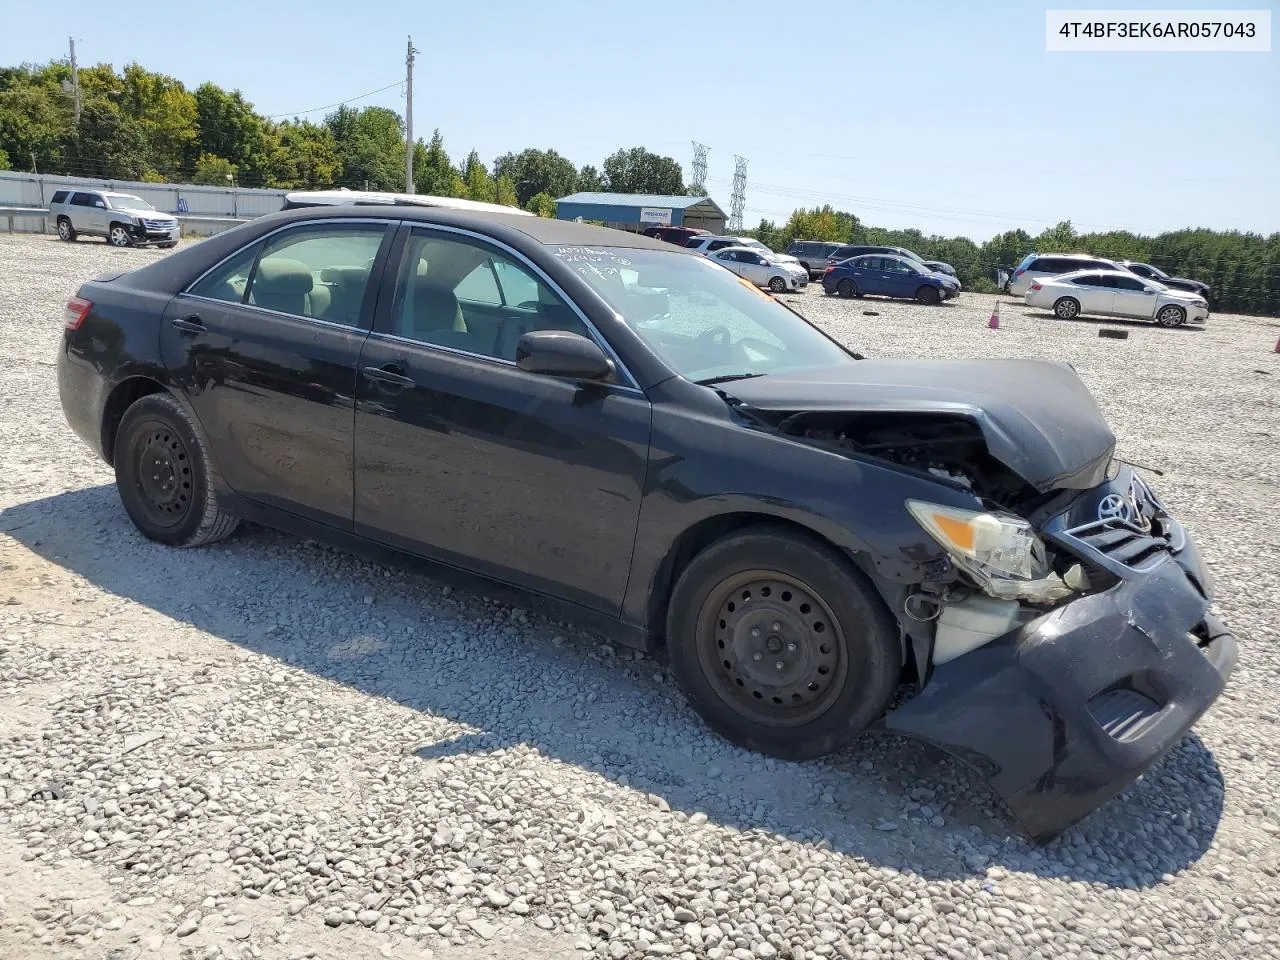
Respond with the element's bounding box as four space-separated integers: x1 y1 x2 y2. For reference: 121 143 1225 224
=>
142 218 174 231
1061 520 1170 570
1056 471 1177 573
1089 688 1164 742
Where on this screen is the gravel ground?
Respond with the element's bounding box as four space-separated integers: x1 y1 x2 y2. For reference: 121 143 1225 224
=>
1 233 1278 960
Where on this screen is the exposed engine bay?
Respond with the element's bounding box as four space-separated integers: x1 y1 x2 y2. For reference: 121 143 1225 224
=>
744 409 1044 512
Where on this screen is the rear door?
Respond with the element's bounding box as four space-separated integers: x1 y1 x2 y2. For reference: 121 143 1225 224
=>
162 219 391 528
1068 274 1114 315
1108 273 1159 318
352 224 652 613
70 192 104 235
712 249 744 276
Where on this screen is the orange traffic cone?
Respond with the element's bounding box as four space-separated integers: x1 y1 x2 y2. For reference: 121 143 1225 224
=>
988 301 1000 329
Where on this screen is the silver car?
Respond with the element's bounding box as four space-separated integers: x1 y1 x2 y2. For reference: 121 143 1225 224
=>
1025 269 1208 327
1006 252 1122 296
708 246 808 292
49 189 180 248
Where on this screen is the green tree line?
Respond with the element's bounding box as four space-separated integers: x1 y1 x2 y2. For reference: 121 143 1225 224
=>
0 60 687 217
750 207 1279 316
3 60 1275 315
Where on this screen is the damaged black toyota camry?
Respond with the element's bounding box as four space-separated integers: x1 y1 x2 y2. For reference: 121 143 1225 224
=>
57 204 1237 839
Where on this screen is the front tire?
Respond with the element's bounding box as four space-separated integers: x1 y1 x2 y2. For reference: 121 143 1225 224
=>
56 217 77 242
1156 304 1185 328
108 223 133 248
665 528 900 761
768 276 787 293
916 286 941 305
1054 297 1080 320
114 393 239 547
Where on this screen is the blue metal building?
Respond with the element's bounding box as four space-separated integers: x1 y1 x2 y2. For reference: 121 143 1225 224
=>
554 192 728 234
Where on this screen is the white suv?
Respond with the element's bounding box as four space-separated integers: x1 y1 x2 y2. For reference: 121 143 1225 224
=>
1006 252 1122 296
49 189 180 248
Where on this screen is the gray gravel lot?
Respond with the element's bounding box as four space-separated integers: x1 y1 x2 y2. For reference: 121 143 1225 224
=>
1 233 1278 960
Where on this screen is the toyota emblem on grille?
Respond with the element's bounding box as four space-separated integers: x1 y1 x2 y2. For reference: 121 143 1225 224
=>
1097 493 1133 523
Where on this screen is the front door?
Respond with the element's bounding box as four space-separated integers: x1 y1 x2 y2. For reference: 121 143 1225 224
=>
161 220 391 528
353 225 652 614
1108 274 1159 318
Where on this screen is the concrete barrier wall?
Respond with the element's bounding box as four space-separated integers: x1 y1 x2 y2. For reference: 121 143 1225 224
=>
0 171 287 219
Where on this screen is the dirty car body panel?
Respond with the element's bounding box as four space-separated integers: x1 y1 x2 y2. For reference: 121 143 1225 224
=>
55 205 1236 840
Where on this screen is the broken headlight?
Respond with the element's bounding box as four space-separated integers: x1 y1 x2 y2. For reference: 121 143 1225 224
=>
906 501 1075 603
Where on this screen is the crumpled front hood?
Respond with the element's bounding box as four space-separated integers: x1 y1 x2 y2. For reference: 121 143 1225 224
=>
722 358 1116 491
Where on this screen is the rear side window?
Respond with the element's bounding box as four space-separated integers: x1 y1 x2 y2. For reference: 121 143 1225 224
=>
247 225 386 325
51 190 70 204
1072 274 1105 286
70 192 98 207
1111 275 1145 290
188 242 263 303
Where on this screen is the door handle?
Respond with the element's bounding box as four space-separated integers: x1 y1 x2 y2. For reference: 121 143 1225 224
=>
362 364 415 388
170 316 206 334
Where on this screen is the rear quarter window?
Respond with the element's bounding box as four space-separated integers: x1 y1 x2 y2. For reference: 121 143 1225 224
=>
51 190 70 204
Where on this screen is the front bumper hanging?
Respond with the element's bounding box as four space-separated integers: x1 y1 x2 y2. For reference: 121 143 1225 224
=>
884 543 1236 841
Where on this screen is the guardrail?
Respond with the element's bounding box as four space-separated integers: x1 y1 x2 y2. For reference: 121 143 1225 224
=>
0 206 254 238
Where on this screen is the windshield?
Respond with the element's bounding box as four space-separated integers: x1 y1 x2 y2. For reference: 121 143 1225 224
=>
551 247 853 383
106 194 155 212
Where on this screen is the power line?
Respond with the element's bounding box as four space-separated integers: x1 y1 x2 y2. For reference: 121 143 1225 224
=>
266 80 404 120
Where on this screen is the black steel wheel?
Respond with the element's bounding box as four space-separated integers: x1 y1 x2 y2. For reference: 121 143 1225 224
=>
666 527 900 760
114 392 239 547
1054 297 1080 320
916 285 941 305
836 278 857 298
57 217 77 242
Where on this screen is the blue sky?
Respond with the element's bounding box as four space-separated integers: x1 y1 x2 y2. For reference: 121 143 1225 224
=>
3 0 1275 240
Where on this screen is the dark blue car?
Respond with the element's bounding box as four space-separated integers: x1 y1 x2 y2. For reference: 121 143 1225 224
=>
822 254 960 304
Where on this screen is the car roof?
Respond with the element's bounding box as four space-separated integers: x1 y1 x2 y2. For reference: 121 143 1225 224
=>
1049 268 1134 279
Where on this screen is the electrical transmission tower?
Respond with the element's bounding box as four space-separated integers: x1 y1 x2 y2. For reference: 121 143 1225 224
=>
690 141 708 195
729 155 747 232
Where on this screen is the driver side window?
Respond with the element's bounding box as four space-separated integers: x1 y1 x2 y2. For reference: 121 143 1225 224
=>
390 230 591 362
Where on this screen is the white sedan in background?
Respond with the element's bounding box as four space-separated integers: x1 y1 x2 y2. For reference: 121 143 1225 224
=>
709 246 809 293
1026 269 1209 327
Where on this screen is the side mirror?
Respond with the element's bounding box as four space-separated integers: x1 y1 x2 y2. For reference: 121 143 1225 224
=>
95 201 107 208
516 330 614 382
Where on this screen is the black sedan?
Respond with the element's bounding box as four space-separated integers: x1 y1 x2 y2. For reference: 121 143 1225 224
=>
1120 260 1213 305
57 205 1237 839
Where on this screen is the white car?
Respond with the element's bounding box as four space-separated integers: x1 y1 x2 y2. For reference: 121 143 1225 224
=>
708 246 808 292
1026 269 1209 327
686 235 804 268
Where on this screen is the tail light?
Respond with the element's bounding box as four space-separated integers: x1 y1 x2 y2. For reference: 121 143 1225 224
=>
1030 282 1042 292
1013 268 1026 277
65 296 93 330
824 265 835 274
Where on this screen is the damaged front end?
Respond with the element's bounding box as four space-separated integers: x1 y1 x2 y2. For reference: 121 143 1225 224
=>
721 366 1238 840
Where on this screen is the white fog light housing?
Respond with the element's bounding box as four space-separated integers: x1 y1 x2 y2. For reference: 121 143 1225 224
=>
907 501 1076 603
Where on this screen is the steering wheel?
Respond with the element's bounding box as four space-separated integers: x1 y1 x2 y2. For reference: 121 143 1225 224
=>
695 325 732 350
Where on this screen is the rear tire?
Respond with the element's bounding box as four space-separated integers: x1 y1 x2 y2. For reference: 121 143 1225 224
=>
108 223 133 248
916 286 941 305
1156 304 1185 328
1054 297 1080 320
114 392 239 547
836 278 857 299
665 527 900 761
56 217 77 242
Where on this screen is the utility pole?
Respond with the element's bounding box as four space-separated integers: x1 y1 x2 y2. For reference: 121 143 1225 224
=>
405 36 419 194
690 142 708 196
68 36 81 127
